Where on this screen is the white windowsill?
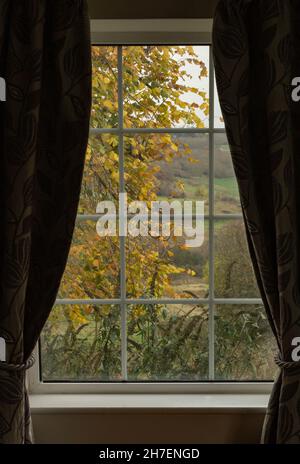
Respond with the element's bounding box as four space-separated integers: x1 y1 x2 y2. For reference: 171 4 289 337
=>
29 394 269 414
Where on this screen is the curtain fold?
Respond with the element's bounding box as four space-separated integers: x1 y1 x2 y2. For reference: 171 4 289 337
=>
213 0 300 443
0 0 91 443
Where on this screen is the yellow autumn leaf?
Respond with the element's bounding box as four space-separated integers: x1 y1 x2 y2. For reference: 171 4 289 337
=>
103 100 114 111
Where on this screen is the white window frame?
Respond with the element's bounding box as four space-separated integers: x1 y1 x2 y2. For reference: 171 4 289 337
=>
28 19 273 395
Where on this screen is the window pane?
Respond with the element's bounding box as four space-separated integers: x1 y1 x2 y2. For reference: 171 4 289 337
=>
58 221 120 299
214 219 260 298
124 133 209 214
126 220 208 299
215 305 277 380
40 305 121 381
123 45 209 128
78 134 119 215
214 133 241 214
127 303 209 380
91 46 118 128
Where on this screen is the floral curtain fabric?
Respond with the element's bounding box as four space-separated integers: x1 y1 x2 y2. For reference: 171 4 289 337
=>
213 0 300 443
0 0 91 443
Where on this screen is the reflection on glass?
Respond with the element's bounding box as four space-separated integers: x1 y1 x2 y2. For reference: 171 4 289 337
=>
215 305 277 380
123 45 209 128
127 304 209 380
40 305 121 381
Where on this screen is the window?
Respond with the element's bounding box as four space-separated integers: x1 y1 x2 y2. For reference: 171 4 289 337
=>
32 21 277 392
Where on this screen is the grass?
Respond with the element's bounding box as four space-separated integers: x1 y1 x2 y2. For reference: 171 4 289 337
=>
215 177 239 197
175 175 239 200
158 174 241 215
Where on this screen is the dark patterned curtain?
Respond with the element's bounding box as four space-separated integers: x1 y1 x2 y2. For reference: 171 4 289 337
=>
0 0 91 443
213 0 300 444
